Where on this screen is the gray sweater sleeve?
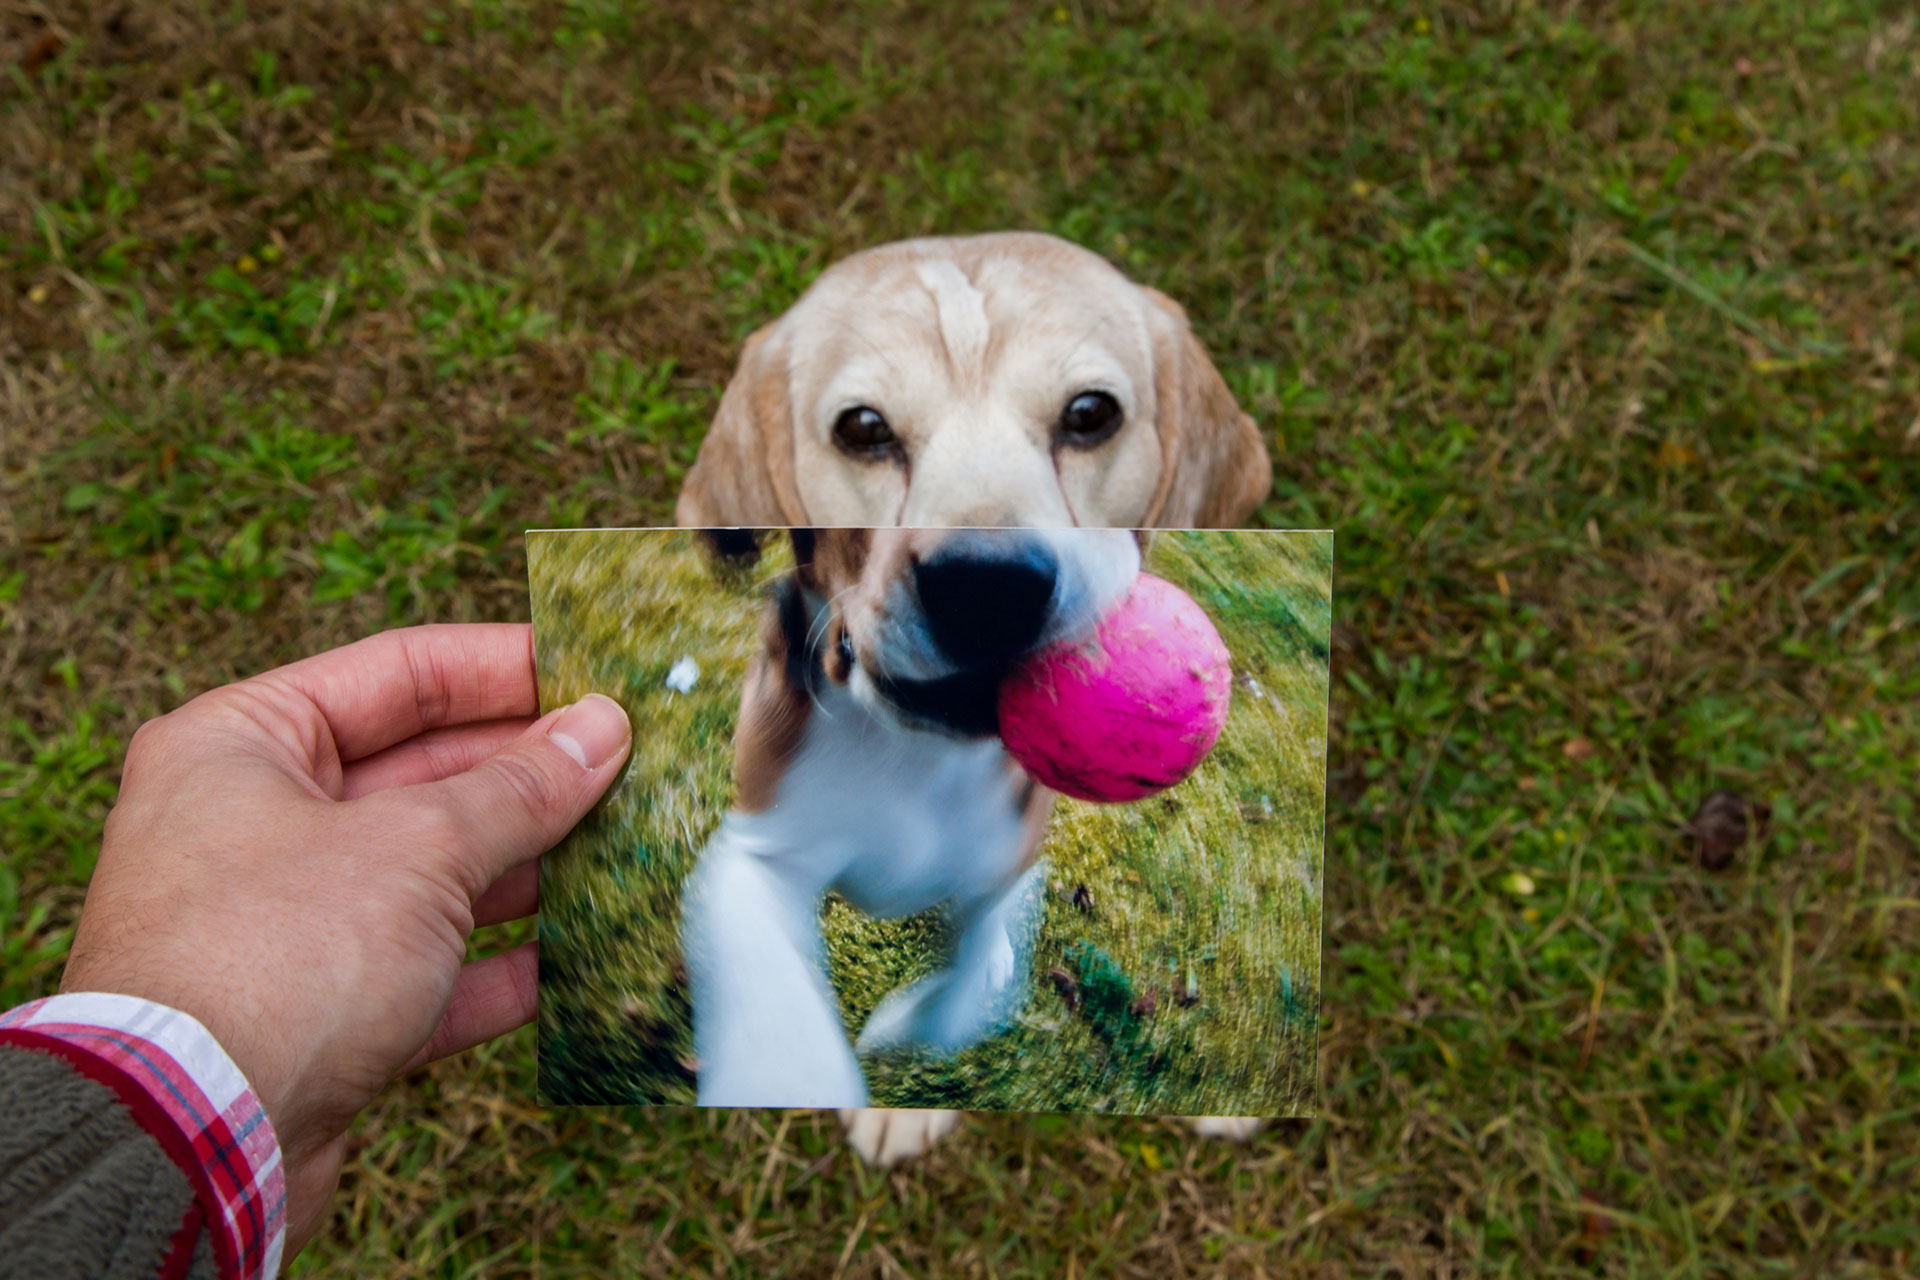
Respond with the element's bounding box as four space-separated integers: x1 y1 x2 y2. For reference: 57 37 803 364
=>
0 1044 221 1280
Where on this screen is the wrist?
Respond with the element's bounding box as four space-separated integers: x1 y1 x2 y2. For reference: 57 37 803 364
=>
2 992 289 1279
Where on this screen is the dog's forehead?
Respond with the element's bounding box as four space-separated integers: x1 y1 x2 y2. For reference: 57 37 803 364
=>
794 244 1149 387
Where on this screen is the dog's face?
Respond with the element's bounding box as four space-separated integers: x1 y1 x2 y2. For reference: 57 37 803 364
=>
675 232 1273 531
791 527 1141 737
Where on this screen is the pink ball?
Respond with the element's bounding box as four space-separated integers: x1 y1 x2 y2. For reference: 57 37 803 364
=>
998 573 1232 804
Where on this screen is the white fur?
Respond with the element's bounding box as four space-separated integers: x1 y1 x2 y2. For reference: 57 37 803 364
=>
1189 1116 1266 1141
791 235 1169 529
684 530 1141 1110
835 1107 961 1168
912 259 991 374
685 680 1038 1108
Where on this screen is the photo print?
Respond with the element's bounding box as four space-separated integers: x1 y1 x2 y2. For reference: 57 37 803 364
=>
532 527 1332 1118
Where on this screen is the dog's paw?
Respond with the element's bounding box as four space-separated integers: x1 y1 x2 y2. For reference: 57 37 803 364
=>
853 972 953 1055
838 1107 962 1167
1189 1116 1266 1141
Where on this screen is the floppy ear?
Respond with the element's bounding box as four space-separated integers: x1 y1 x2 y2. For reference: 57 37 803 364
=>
698 528 770 564
788 528 816 573
1138 288 1274 529
675 322 811 528
732 574 817 813
693 527 816 574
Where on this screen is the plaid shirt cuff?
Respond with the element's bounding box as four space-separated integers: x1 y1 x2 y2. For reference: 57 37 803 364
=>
0 993 287 1280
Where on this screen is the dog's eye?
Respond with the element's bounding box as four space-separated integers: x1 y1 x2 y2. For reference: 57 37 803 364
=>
832 406 897 456
1057 391 1122 446
836 630 855 673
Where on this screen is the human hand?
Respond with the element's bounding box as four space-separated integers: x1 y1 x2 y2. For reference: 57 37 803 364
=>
61 624 631 1255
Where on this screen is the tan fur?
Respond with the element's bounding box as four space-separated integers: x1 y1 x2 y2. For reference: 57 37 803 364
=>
794 528 876 603
810 529 935 676
731 530 875 803
732 600 812 814
675 325 809 527
676 233 1272 531
1137 288 1275 528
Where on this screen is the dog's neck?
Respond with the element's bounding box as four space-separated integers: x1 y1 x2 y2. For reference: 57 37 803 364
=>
729 634 1030 914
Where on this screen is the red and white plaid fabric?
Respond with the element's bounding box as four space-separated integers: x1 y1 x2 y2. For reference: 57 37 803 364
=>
0 993 286 1279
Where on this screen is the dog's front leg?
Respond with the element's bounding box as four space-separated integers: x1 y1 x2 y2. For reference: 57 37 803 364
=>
682 822 866 1108
854 860 1048 1057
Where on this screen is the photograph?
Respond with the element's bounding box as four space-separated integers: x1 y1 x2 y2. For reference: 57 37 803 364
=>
532 527 1334 1118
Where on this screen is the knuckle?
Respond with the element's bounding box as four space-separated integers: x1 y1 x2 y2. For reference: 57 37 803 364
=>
488 751 571 819
122 712 193 787
402 633 457 729
126 713 174 763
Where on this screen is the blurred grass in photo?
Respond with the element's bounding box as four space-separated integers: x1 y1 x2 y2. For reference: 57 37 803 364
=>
533 530 1332 1116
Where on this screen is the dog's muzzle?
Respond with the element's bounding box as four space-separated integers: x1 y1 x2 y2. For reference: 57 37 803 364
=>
872 533 1063 737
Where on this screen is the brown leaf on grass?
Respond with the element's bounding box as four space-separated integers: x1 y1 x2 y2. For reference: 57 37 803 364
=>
1175 971 1201 1007
1687 789 1772 870
22 33 64 73
1562 736 1595 762
1048 967 1080 1012
1070 883 1095 914
1129 987 1158 1019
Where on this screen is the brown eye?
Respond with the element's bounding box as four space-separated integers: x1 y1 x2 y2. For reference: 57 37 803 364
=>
832 405 897 456
1057 391 1122 446
825 622 855 683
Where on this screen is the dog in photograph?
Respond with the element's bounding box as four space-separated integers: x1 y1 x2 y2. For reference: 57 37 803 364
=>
682 526 1142 1115
674 230 1273 1164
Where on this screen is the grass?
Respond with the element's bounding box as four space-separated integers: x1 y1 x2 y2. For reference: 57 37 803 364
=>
531 530 1330 1117
1 0 1916 1274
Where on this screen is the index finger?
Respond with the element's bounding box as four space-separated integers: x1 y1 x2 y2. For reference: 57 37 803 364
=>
256 623 542 762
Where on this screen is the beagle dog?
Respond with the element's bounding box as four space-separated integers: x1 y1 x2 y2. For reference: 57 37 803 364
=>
683 527 1143 1109
674 231 1274 1164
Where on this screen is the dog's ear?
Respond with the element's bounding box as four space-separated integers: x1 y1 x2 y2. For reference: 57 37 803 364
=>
788 528 816 565
698 528 770 564
693 527 817 574
1138 287 1273 529
675 321 810 528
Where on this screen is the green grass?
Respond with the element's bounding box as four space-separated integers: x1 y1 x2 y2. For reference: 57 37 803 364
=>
3 0 1917 1274
532 530 1329 1117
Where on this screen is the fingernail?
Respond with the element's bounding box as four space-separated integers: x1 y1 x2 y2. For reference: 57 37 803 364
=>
549 693 630 769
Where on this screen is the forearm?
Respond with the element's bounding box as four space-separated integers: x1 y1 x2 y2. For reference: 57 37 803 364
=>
0 1042 219 1279
0 996 286 1280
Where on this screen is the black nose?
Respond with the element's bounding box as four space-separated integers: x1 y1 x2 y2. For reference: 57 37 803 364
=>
913 538 1059 667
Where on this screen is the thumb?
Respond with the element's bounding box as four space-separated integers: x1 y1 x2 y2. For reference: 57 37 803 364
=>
416 693 632 895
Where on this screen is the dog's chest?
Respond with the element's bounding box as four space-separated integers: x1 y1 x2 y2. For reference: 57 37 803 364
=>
764 690 1032 918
